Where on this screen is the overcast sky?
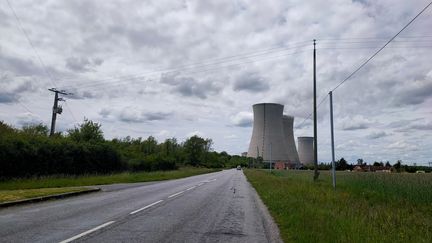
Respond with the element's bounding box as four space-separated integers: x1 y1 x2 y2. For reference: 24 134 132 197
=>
1 0 431 165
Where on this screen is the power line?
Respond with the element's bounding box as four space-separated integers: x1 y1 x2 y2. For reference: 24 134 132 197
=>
64 102 79 124
17 100 34 114
316 35 432 41
319 46 432 50
60 40 312 84
68 48 312 91
296 95 329 129
6 0 57 88
6 0 78 124
63 44 312 90
330 1 432 92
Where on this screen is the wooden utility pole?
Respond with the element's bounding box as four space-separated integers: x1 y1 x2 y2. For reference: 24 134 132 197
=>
48 88 69 136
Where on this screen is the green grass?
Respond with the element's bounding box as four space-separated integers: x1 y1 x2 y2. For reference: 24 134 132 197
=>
0 187 88 203
0 167 219 190
244 169 432 243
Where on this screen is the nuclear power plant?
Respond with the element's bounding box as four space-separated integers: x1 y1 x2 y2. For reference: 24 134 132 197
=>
282 115 300 163
297 136 314 165
247 103 310 167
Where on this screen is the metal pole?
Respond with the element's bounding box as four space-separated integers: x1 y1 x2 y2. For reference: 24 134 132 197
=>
269 142 272 172
313 39 319 181
329 91 336 189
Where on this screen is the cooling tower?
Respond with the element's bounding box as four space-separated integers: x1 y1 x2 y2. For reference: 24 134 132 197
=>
247 103 289 162
297 136 314 165
282 115 300 163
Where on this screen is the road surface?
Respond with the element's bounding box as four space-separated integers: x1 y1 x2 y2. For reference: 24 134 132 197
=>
0 169 281 242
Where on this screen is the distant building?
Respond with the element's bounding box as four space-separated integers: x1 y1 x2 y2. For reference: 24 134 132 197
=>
274 161 286 170
353 165 393 172
273 161 302 170
241 152 248 157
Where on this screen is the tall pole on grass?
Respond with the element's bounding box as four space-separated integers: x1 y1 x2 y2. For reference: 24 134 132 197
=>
313 39 320 181
269 142 272 173
329 91 336 189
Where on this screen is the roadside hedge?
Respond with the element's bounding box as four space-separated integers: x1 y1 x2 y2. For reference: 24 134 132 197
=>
0 135 125 178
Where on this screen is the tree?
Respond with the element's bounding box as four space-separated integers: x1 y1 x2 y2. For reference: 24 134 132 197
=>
183 135 212 166
141 136 158 155
394 160 402 172
336 157 349 170
22 123 49 136
373 162 383 167
0 121 16 136
357 158 364 165
68 119 104 143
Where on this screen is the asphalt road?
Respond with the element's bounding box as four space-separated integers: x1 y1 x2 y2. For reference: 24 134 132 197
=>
0 169 281 243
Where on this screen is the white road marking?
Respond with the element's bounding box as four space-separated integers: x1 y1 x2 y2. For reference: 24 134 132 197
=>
168 190 185 198
59 221 115 243
186 186 196 191
197 183 204 186
129 200 164 215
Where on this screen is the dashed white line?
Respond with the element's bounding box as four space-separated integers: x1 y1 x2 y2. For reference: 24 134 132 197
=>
186 186 196 191
168 190 185 198
130 200 164 215
59 221 115 243
197 183 204 186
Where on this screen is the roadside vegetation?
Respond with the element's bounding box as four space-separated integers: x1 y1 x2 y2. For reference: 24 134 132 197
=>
0 187 89 203
0 167 219 190
0 119 248 179
245 169 432 243
0 119 247 202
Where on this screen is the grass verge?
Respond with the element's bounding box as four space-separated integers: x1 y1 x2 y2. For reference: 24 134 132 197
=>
0 167 219 191
0 187 89 203
244 169 432 243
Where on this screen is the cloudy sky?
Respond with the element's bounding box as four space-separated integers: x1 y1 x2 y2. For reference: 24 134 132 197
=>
1 0 431 165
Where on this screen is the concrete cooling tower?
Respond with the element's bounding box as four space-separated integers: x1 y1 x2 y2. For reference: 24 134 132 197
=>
247 103 288 161
297 136 314 165
282 115 300 163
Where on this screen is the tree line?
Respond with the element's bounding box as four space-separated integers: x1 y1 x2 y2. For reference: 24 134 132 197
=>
0 120 248 179
303 158 431 173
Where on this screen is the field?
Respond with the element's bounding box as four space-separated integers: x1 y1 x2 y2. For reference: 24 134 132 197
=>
0 167 219 203
244 169 432 243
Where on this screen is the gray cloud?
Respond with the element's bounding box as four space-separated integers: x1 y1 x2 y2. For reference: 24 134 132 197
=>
68 89 100 100
161 73 221 99
115 108 172 123
393 80 432 106
65 57 104 73
0 54 43 76
0 92 18 103
145 112 172 121
233 71 269 93
340 115 373 131
127 28 172 49
410 122 432 130
0 74 36 104
366 131 388 139
231 111 253 127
